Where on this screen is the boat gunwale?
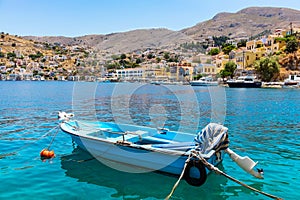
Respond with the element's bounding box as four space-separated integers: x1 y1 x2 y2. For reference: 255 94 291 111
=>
60 121 215 158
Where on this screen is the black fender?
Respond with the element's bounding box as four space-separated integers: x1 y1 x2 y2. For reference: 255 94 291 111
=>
183 160 207 186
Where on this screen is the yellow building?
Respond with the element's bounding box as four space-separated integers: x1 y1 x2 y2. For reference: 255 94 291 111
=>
195 63 218 76
180 66 195 81
235 50 265 69
155 67 170 79
215 54 229 73
265 35 286 53
234 50 244 69
246 40 264 51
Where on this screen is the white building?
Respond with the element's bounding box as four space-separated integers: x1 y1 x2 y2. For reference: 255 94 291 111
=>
116 68 144 79
23 73 33 81
68 76 81 81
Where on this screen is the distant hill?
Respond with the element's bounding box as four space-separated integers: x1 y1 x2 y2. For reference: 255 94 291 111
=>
24 29 194 53
23 7 300 53
181 7 300 40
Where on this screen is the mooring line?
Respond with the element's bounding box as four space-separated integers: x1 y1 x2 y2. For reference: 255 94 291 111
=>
165 153 192 200
1 125 60 159
47 127 60 150
166 150 283 200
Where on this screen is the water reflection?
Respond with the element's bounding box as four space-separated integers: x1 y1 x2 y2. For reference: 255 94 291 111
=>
61 147 229 200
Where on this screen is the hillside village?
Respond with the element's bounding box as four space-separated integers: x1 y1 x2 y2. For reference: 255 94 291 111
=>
0 24 300 83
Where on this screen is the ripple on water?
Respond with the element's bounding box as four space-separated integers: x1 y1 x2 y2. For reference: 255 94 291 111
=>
0 83 299 200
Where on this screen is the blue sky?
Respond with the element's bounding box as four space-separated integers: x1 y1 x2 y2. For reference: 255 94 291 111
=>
1 0 300 37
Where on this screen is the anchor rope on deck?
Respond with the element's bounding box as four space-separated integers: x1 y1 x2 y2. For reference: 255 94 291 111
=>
165 149 283 200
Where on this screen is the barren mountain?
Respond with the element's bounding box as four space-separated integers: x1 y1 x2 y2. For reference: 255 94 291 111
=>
24 28 193 53
182 7 300 39
92 28 193 52
24 7 300 53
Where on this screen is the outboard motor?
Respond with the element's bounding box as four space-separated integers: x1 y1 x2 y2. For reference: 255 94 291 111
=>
194 123 229 154
225 148 264 179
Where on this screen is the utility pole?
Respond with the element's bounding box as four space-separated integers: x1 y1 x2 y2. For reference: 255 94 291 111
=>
242 50 245 71
290 22 293 35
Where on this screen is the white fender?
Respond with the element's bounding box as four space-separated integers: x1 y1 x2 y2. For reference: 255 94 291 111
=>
225 148 264 179
58 111 74 121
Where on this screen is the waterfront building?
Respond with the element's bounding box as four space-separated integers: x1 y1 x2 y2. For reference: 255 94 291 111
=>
23 73 33 81
116 68 145 79
195 63 218 76
265 35 285 54
68 76 81 81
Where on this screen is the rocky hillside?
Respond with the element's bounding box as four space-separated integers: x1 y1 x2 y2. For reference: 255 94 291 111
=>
24 29 194 53
181 7 300 39
0 33 92 79
23 7 300 53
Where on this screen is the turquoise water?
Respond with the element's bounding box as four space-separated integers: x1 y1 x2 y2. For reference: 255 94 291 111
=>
0 82 299 200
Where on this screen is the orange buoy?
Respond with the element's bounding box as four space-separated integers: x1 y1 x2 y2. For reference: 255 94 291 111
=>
40 149 55 159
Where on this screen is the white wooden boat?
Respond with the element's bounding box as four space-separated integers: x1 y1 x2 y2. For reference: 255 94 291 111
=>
58 112 263 186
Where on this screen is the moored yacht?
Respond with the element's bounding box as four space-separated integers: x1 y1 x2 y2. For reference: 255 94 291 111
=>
284 74 300 87
190 76 218 86
227 76 262 88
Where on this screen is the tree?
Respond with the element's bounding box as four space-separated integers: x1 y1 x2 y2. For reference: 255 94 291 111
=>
163 52 170 60
222 44 235 55
213 36 229 47
219 69 231 80
111 54 119 60
254 57 280 82
237 40 247 48
208 48 220 56
285 36 298 53
120 54 126 60
7 52 16 59
193 73 203 80
223 61 237 78
147 53 154 59
135 58 142 64
28 51 44 60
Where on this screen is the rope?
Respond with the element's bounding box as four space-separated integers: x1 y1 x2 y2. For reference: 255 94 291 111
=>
165 150 282 200
165 153 192 200
47 126 60 150
40 125 60 139
0 125 60 158
0 125 60 160
191 150 283 200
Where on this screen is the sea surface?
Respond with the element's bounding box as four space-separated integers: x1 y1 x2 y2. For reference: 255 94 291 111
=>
0 81 299 200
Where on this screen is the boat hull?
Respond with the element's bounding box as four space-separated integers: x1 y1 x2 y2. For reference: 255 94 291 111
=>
68 132 223 176
190 81 218 86
227 82 262 88
60 121 224 176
